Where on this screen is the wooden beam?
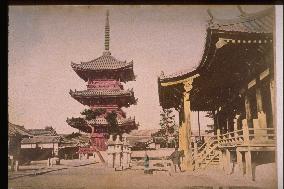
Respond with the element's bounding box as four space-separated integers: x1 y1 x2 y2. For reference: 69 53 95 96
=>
160 74 199 87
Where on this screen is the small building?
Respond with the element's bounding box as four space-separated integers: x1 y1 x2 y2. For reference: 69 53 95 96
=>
8 122 32 167
21 135 62 160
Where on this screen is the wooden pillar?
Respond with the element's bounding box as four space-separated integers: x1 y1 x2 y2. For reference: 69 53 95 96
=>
236 150 243 175
245 150 253 179
225 149 231 175
194 142 198 169
198 111 201 140
255 79 267 139
179 80 194 171
10 157 14 172
217 129 221 145
234 115 240 143
244 94 253 128
242 119 249 144
270 76 275 128
255 80 263 113
213 111 217 135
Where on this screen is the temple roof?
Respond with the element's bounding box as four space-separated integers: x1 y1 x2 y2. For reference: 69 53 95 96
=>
9 122 32 137
189 7 274 111
159 68 198 83
157 7 274 111
209 7 274 34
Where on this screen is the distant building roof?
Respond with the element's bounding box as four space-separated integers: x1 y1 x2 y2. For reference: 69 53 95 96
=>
21 136 62 144
28 127 57 136
209 7 274 34
8 122 32 137
59 133 89 148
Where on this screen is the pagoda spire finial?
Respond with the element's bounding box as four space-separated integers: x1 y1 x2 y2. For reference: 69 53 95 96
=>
104 10 110 52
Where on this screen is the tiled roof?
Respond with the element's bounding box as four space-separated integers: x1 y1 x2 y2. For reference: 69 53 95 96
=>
69 88 134 97
8 122 32 137
28 128 57 136
21 136 62 144
86 117 136 126
209 7 274 33
71 51 133 71
159 68 196 82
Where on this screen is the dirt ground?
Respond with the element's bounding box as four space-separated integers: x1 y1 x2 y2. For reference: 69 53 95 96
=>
8 161 277 189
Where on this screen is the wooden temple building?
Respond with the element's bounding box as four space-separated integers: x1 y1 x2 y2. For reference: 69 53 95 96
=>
158 6 276 180
67 11 138 156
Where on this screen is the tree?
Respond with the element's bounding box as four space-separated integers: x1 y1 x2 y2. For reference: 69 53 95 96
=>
105 111 119 136
158 109 178 147
159 109 177 136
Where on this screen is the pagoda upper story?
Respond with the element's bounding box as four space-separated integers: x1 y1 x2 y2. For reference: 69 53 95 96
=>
71 52 135 82
69 10 137 111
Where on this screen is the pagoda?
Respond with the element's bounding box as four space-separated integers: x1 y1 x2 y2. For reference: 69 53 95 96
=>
67 11 138 152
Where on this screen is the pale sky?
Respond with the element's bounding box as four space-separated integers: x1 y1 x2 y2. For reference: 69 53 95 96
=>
8 5 272 134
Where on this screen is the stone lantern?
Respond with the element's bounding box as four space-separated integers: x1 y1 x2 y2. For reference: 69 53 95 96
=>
107 135 115 168
114 135 123 170
122 137 131 169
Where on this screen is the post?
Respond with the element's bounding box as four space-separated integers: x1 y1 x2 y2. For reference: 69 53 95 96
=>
225 149 231 175
245 151 253 180
179 80 194 171
15 160 19 172
217 129 221 145
242 119 249 144
234 115 240 143
270 75 275 128
194 142 198 169
255 79 267 139
107 135 115 168
114 136 122 170
10 156 14 172
236 150 243 175
47 158 50 167
245 93 253 128
198 111 201 140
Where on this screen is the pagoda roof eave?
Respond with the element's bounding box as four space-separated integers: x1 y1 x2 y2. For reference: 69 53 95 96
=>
69 88 134 97
66 117 138 134
71 62 135 82
69 89 137 107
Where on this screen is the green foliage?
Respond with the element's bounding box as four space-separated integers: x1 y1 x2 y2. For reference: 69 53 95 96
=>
65 132 82 139
105 111 119 135
159 109 177 136
80 108 106 121
155 108 179 147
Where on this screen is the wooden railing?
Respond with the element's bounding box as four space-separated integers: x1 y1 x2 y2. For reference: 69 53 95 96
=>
191 127 276 170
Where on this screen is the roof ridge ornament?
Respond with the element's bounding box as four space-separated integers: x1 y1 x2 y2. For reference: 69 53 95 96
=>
237 5 246 16
104 10 111 54
207 9 214 23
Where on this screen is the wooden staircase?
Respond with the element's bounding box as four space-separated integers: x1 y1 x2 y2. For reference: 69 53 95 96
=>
193 138 220 170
